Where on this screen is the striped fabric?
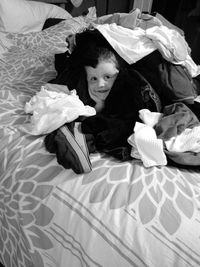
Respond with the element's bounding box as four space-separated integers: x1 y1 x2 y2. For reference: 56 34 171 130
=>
59 123 92 173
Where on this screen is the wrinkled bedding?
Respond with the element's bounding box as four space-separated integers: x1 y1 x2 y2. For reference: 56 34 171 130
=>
1 13 200 267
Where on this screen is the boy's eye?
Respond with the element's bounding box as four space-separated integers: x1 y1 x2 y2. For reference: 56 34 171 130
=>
104 75 111 80
90 77 97 82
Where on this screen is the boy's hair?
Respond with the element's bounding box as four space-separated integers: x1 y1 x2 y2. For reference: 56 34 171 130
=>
83 46 120 69
70 29 126 70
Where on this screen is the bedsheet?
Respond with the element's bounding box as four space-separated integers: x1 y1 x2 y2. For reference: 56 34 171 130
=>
1 15 200 267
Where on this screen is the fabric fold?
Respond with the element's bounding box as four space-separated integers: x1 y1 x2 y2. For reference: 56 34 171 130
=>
22 84 96 135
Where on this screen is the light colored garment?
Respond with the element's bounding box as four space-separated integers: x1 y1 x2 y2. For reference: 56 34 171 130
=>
96 23 156 64
22 84 96 135
165 126 200 153
95 8 141 30
139 109 163 127
128 122 167 168
96 23 200 77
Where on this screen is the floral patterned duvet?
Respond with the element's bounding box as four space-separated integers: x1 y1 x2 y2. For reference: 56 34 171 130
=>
1 14 200 267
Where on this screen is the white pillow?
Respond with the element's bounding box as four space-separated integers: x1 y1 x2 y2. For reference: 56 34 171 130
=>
0 0 72 33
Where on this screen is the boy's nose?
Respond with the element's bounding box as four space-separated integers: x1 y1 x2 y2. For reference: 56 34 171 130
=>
98 78 105 87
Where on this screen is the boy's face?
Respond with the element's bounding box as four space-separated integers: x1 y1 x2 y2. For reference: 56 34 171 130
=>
85 61 119 103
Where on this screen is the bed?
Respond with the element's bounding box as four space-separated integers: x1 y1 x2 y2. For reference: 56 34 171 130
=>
1 1 200 267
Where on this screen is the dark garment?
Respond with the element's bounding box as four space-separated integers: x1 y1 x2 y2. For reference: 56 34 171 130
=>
154 102 200 140
165 150 200 168
132 50 197 106
44 122 95 174
155 102 200 167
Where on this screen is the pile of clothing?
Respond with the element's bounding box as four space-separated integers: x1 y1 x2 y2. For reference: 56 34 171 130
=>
128 102 200 168
24 10 200 173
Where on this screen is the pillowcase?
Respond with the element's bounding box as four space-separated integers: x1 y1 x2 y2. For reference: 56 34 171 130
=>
0 0 72 33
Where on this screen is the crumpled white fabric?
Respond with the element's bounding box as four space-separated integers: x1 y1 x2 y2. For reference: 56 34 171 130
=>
96 23 156 64
145 25 189 62
128 122 167 168
96 23 200 77
139 109 163 127
22 84 96 135
165 126 200 153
